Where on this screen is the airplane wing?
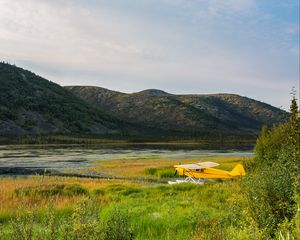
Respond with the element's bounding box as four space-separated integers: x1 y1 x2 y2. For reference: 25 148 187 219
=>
174 164 203 170
196 162 219 168
174 161 219 170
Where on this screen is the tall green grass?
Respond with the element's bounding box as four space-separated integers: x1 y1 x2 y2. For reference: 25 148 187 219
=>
0 180 256 240
14 184 88 198
144 167 177 178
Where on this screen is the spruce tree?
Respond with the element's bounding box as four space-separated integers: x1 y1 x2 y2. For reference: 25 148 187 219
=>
290 88 299 130
289 88 300 194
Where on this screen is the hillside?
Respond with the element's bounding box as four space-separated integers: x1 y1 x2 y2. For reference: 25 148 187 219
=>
0 62 288 140
66 86 288 137
0 63 123 136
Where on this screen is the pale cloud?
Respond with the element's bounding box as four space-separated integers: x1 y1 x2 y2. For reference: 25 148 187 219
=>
285 25 300 34
163 0 255 13
206 0 255 15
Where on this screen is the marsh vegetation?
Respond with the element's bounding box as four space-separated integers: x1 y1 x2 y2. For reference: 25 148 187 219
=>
0 175 246 239
0 154 250 239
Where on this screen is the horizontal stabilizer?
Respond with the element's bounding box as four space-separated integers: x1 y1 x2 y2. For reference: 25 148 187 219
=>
230 164 246 177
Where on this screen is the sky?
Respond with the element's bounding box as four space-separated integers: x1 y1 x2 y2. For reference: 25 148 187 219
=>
0 0 299 110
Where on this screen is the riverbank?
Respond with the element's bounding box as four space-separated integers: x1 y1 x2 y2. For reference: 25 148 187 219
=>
0 134 256 150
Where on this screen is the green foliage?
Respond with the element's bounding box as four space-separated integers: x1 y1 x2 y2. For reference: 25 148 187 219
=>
8 210 35 240
253 124 290 166
67 199 101 240
1 199 101 240
290 89 299 130
0 181 251 240
156 169 175 178
244 162 295 232
144 168 157 175
14 184 89 198
244 95 299 237
145 167 177 178
275 212 300 240
102 208 133 240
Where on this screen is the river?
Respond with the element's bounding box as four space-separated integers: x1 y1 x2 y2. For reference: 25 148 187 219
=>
0 144 253 173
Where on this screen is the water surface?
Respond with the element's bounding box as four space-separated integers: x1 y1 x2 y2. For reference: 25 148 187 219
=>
0 144 253 171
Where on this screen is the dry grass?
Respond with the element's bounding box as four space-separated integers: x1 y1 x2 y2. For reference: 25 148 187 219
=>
0 176 138 218
85 155 251 177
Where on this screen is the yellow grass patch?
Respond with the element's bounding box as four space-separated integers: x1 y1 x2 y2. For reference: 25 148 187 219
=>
86 155 252 177
0 176 138 216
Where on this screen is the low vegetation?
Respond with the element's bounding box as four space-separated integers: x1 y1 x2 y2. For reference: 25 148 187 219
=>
144 167 176 178
0 175 247 240
0 155 249 239
242 94 299 238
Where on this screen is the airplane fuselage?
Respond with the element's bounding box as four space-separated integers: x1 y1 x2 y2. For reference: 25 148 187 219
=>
175 164 246 179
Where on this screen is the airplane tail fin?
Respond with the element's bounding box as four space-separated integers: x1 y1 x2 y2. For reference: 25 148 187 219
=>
230 164 246 177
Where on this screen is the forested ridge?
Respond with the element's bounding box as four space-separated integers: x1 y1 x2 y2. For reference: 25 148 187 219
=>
0 62 289 143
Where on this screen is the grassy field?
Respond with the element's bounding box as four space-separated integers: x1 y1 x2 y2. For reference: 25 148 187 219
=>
81 155 250 178
0 156 255 240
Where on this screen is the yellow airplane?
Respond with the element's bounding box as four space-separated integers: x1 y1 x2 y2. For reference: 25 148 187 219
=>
168 161 246 184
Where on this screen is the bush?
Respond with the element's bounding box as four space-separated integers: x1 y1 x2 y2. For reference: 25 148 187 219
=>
102 208 133 240
244 161 295 233
243 95 299 237
67 199 101 240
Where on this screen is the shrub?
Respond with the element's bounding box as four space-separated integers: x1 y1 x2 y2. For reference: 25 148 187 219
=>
121 187 142 196
244 161 296 233
102 208 133 240
144 168 157 175
145 167 177 178
14 184 89 198
156 169 175 178
93 188 105 196
9 209 35 240
6 199 101 240
244 95 299 237
67 199 101 240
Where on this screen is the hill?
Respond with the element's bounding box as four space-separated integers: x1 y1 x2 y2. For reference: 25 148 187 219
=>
66 86 288 137
0 63 123 136
0 62 288 141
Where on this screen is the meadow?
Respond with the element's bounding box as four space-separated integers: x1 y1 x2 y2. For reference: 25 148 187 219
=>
0 155 254 240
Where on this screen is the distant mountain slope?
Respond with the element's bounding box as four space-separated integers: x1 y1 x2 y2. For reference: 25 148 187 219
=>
0 63 122 136
66 86 288 136
0 62 288 139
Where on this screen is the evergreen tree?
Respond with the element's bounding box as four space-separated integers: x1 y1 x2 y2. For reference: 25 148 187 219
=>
290 87 299 132
288 88 300 195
